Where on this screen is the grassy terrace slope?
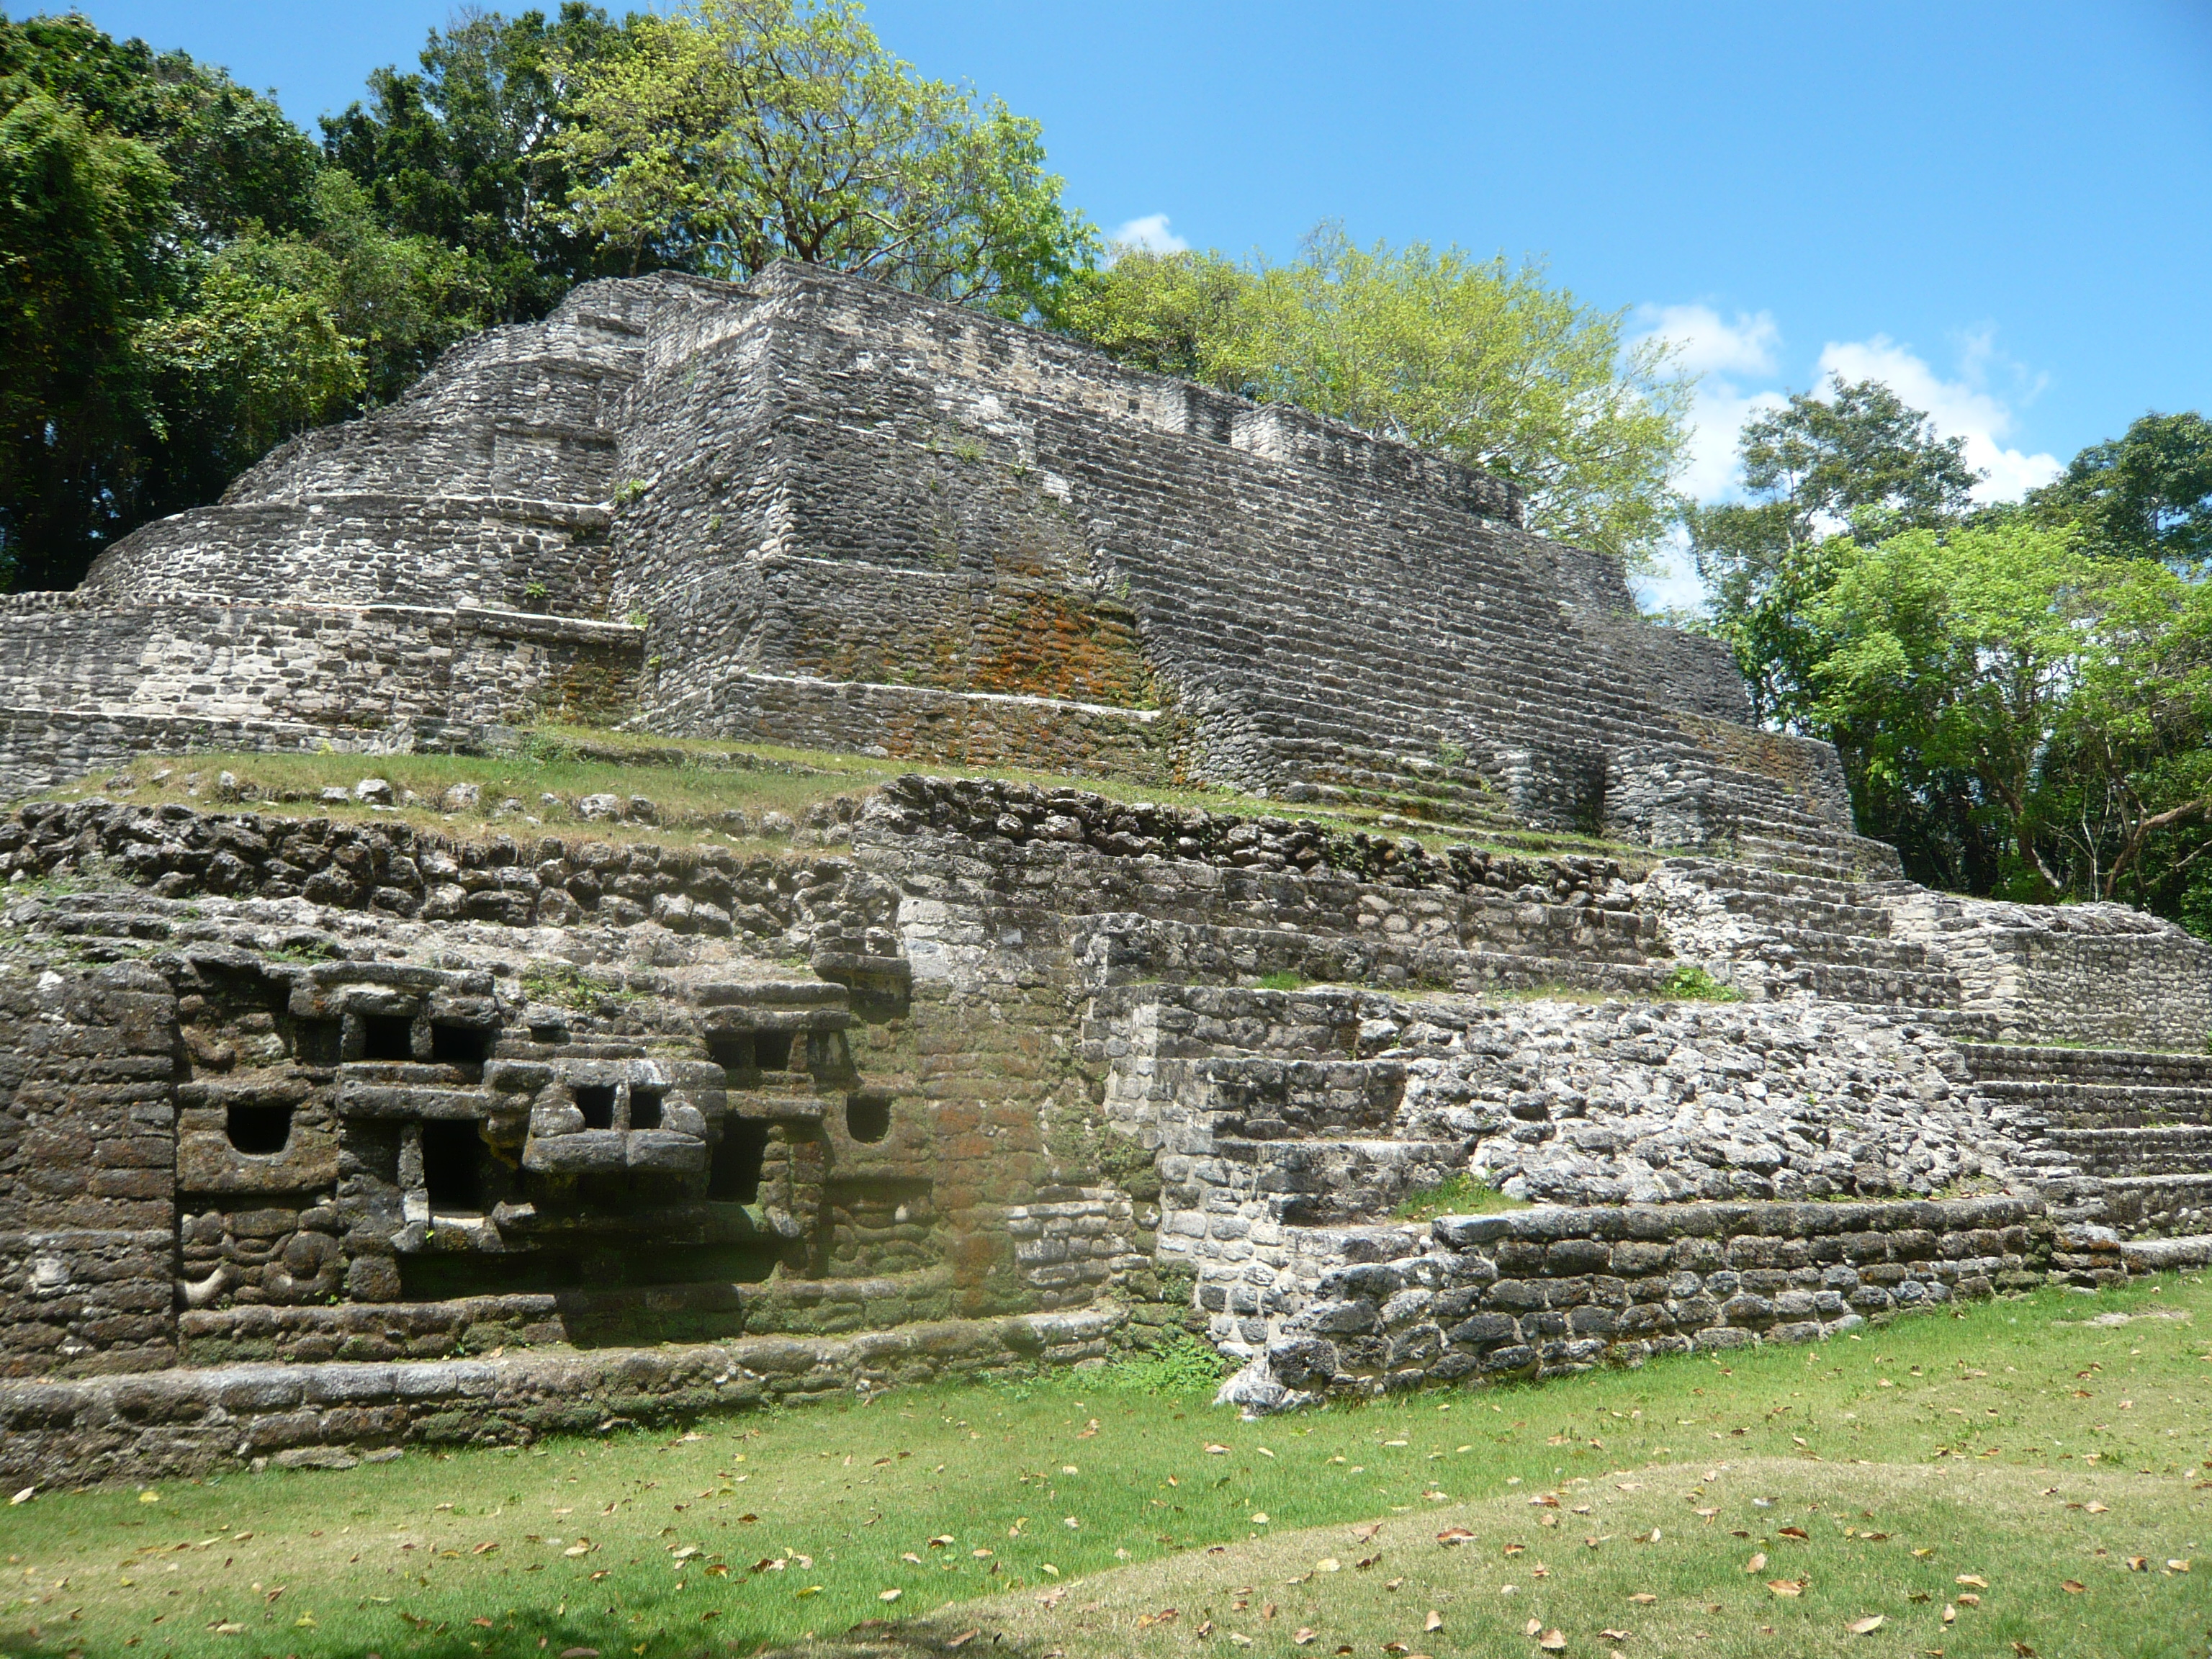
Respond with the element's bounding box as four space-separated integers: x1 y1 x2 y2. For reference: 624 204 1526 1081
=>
7 1279 2212 1659
35 724 1655 864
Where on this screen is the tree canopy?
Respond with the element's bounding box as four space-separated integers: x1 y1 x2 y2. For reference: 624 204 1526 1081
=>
1061 228 1696 569
1696 380 2212 929
549 0 1096 315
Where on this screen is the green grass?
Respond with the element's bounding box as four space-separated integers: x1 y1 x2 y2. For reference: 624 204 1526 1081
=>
9 1277 2212 1657
1391 1174 1530 1220
37 724 1665 866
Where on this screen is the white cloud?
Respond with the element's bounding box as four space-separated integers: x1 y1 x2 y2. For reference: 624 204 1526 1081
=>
1815 333 2062 503
1629 532 1710 616
1637 303 1781 378
1631 305 1788 508
1107 213 1189 257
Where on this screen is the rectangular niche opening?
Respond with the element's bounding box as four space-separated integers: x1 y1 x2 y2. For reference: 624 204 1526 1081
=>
709 1120 770 1202
629 1087 665 1130
362 1015 415 1061
421 1119 481 1211
226 1102 293 1154
292 1018 342 1067
431 1024 490 1066
574 1084 616 1130
754 1030 794 1071
709 1034 755 1075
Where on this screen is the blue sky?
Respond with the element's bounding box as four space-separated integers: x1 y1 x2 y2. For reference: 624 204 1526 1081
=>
55 0 2212 605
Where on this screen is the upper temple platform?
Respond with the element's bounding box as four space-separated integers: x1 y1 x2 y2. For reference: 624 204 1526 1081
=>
12 261 1889 873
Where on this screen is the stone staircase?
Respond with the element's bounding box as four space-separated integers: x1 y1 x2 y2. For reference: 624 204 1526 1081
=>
1959 1043 2212 1237
1650 858 1979 1024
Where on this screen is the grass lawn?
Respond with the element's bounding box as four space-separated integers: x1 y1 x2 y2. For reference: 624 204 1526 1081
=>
9 1277 2212 1659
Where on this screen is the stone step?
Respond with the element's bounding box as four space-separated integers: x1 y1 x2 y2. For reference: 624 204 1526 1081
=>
1205 1136 1469 1226
1976 1079 2212 1125
2046 1124 2212 1177
1959 1043 2212 1089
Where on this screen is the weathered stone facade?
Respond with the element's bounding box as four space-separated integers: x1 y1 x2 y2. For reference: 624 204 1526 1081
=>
2 261 1866 866
4 266 2212 1478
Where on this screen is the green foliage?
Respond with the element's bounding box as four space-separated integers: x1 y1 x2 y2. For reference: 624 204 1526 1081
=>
320 2 639 322
1085 1332 1232 1394
1064 226 1695 569
0 16 485 590
1687 377 1984 727
1656 963 1744 1002
1255 971 1306 992
549 0 1097 317
1695 379 2212 916
2024 409 2212 571
1389 1172 1527 1220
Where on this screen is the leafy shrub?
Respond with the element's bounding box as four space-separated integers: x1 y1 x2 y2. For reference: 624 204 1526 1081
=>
1657 963 1744 1002
1391 1172 1527 1220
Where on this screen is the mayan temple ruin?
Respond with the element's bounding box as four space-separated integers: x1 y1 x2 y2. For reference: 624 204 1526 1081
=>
4 261 2212 1482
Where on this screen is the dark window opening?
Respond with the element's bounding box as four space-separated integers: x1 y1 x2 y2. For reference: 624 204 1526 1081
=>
421 1120 480 1210
293 1018 342 1067
431 1024 490 1066
226 1102 293 1155
362 1015 415 1061
845 1094 891 1143
709 1120 770 1202
708 1034 755 1075
629 1087 665 1130
575 1084 616 1130
754 1030 794 1071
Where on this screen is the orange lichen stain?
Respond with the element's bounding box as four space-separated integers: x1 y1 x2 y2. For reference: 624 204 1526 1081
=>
974 590 1156 709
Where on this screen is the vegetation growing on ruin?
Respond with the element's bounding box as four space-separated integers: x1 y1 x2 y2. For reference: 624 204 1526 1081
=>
1390 1172 1528 1220
39 724 1668 871
9 1275 2212 1658
1658 963 1748 1002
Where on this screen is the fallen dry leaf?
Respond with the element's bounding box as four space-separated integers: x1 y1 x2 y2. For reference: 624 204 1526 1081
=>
1768 1581 1803 1597
1744 1552 1767 1573
1437 1528 1475 1546
2086 1502 2110 1514
879 1589 902 1603
1292 1627 1316 1646
1352 1523 1383 1543
1956 1575 1989 1588
1426 1610 1444 1631
2170 1560 2193 1573
2061 1579 2086 1593
1846 1615 1885 1635
1539 1631 1568 1653
2128 1556 2149 1571
1526 1619 1545 1636
1629 1593 1657 1604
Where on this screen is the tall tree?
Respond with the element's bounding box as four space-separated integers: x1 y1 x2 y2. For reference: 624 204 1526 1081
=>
0 12 323 589
549 0 1096 317
1061 227 1696 570
321 4 637 321
2025 410 2212 571
1 14 490 590
1690 377 1983 725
